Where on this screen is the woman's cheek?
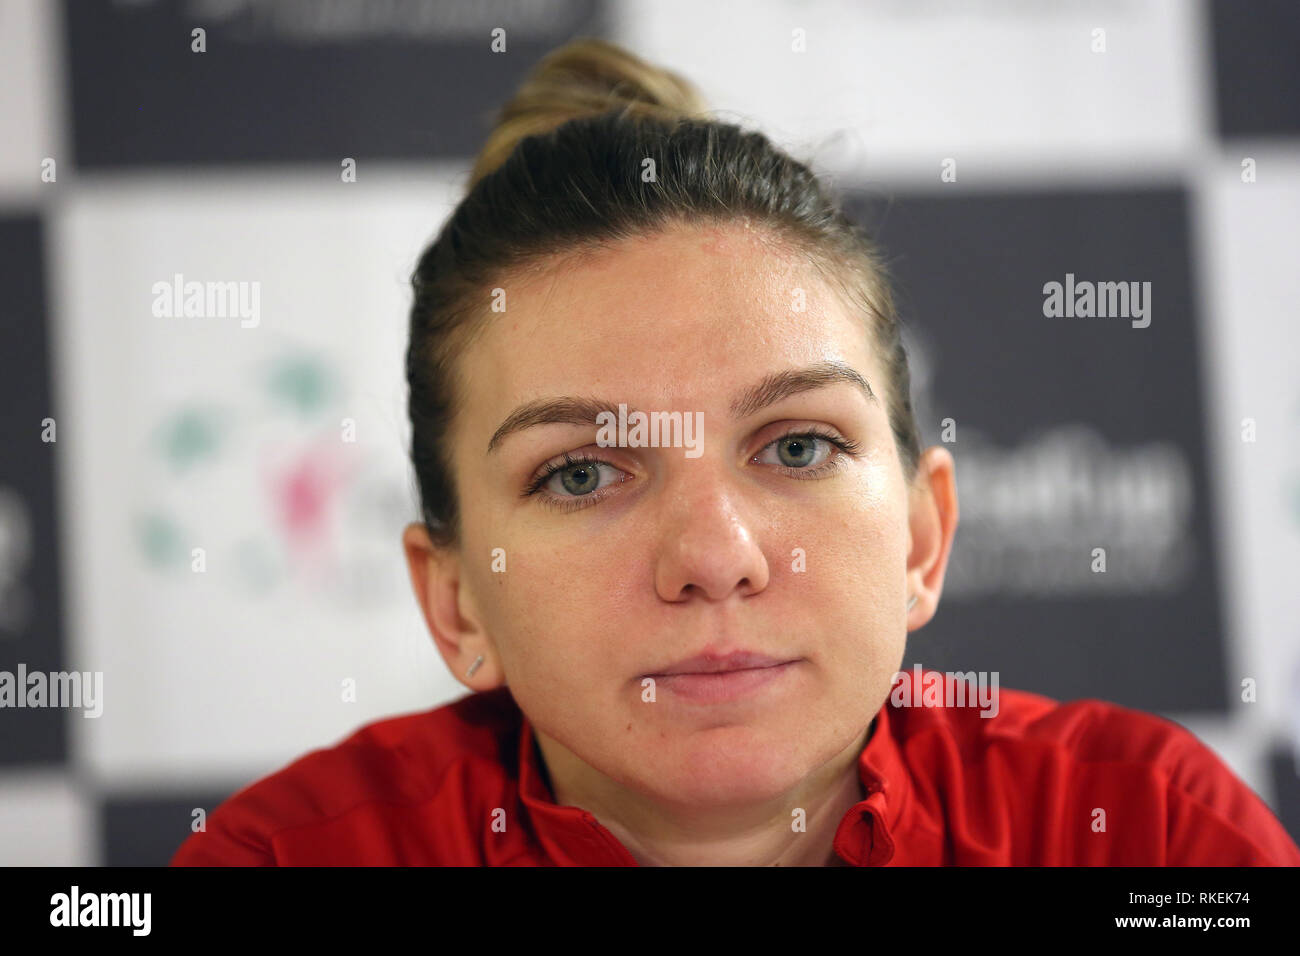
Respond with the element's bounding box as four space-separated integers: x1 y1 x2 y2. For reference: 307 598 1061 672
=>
494 572 611 674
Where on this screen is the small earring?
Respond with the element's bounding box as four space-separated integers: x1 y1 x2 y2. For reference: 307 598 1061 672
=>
466 655 485 679
907 594 918 611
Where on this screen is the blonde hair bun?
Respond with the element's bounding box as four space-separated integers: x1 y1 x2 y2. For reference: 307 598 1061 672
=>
469 36 711 190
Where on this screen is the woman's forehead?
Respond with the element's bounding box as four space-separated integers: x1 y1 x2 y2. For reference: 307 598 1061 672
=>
504 221 811 312
467 298 870 416
473 235 858 369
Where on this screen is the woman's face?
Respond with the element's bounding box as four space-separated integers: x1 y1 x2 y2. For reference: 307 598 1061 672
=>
416 220 950 808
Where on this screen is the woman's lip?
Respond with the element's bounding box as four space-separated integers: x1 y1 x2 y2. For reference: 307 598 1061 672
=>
649 651 795 676
649 660 801 704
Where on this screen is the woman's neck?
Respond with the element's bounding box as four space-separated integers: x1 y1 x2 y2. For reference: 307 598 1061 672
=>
532 722 872 866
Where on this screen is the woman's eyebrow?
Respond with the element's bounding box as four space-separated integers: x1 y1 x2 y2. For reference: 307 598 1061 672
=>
486 360 875 454
729 359 875 420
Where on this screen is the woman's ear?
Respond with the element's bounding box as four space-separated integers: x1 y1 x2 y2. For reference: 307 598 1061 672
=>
401 522 501 689
904 446 958 629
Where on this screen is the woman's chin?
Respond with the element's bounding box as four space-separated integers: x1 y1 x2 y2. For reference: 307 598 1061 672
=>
629 733 812 807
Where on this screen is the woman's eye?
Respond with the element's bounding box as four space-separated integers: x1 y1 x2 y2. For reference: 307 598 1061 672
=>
755 433 836 470
541 459 624 498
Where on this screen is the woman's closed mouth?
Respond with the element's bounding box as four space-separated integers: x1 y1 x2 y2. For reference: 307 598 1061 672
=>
643 651 802 703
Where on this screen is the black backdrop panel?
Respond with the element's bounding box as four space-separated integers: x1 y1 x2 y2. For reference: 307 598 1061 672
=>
63 0 607 167
0 216 68 765
844 187 1228 713
1211 0 1300 139
103 791 238 866
1268 742 1300 846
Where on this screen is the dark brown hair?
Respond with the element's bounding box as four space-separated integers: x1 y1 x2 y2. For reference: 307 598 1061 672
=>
407 37 920 549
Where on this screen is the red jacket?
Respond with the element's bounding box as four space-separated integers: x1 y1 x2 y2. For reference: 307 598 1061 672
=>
170 673 1300 865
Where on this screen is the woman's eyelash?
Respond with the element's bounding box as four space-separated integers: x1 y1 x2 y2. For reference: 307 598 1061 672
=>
521 427 862 504
786 426 861 457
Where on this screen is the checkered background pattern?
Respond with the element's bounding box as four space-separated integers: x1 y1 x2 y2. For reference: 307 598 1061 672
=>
2 0 1298 865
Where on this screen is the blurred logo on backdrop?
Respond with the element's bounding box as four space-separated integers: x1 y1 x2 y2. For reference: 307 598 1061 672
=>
132 349 412 609
938 423 1195 599
905 330 1195 600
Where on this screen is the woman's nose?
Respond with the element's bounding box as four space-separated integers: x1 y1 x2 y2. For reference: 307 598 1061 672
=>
652 473 770 603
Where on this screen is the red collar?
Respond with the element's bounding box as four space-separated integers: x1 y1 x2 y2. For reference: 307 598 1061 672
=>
515 701 909 865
